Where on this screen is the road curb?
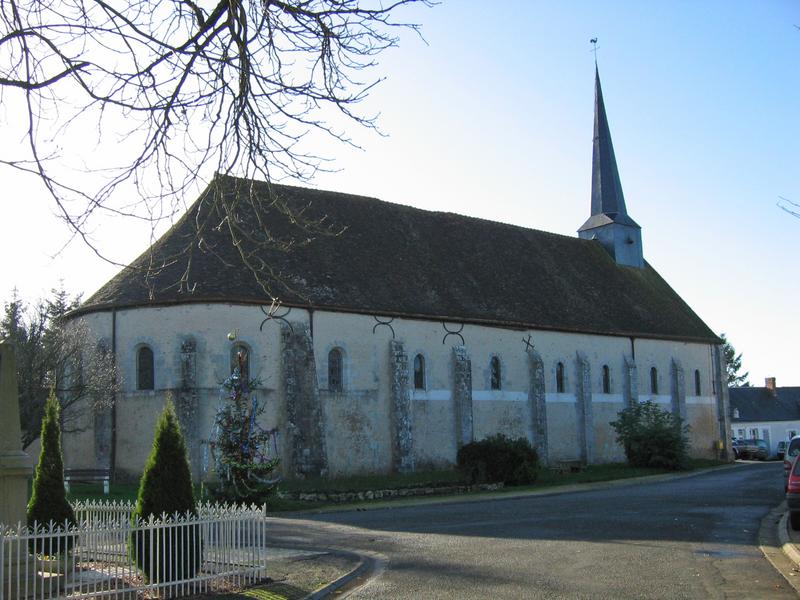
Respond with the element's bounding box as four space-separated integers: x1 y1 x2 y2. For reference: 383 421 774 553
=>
285 462 743 516
303 548 386 600
758 500 800 594
778 507 800 566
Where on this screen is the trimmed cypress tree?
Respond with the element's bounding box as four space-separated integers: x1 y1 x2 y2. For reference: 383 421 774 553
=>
130 398 201 581
27 389 75 553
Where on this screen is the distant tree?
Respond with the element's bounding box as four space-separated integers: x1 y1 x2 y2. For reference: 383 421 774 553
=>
720 333 749 388
1 285 119 447
27 390 75 552
130 398 201 581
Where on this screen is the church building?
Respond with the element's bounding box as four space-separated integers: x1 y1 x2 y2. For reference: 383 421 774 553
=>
64 70 732 480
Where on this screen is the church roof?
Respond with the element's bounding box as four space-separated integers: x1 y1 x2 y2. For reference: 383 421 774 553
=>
76 174 718 343
579 67 640 232
729 386 800 423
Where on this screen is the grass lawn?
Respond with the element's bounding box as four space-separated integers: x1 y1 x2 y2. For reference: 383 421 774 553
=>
64 458 728 509
66 482 140 503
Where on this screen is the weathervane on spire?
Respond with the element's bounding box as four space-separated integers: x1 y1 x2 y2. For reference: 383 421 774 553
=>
590 38 599 64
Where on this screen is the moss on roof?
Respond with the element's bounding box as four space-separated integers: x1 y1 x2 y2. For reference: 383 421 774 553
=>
78 175 718 343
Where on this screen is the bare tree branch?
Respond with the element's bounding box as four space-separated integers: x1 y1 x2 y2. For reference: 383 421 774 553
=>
778 196 800 219
0 0 434 300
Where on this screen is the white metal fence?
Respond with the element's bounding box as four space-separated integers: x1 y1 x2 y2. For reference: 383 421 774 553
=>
1 502 269 599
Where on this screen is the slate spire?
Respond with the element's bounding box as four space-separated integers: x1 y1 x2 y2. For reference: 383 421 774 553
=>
591 66 627 218
578 67 644 268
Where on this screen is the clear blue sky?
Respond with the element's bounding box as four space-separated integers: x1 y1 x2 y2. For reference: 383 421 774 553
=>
2 0 798 384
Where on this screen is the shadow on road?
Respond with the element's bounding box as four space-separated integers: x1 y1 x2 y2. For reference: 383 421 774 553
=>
296 462 783 547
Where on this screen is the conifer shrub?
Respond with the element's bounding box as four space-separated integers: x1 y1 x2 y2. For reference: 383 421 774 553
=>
457 434 540 486
27 389 75 554
610 400 690 470
129 399 201 582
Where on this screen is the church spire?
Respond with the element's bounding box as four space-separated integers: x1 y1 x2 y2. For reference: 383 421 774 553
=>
578 67 644 268
590 66 629 220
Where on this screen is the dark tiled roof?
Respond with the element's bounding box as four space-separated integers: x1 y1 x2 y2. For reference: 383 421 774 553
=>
729 387 800 422
76 175 718 342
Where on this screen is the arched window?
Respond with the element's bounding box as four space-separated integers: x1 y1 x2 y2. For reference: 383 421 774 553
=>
650 367 658 395
137 346 154 391
413 354 426 390
328 348 343 392
602 365 610 394
556 362 565 393
490 356 501 390
694 369 701 396
230 343 250 382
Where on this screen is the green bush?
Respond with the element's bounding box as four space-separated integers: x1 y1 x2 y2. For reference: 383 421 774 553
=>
27 390 75 554
457 434 540 486
610 400 690 470
129 399 201 582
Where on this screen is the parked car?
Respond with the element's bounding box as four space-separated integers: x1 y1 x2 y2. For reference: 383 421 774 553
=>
732 439 742 460
784 436 800 490
787 454 800 529
736 439 768 461
778 441 787 461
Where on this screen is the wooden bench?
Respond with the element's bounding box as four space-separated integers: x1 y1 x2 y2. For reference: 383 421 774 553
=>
550 459 586 475
64 469 111 495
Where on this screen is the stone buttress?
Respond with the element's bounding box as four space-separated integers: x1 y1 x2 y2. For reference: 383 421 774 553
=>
282 323 328 478
576 353 593 463
452 345 474 448
527 349 548 465
389 340 414 473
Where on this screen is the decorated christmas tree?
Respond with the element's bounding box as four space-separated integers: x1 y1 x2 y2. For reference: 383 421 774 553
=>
207 348 279 504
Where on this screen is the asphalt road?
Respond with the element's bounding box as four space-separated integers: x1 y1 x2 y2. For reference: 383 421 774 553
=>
267 463 796 599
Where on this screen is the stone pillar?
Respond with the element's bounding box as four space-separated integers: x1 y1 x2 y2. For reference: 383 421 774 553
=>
178 339 200 479
0 340 30 526
526 349 548 466
389 340 414 473
452 346 473 448
0 342 34 600
671 358 687 421
282 323 327 478
622 355 638 408
575 353 593 464
713 344 733 461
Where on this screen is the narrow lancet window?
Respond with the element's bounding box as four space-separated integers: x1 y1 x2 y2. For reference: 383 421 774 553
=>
414 354 425 390
329 348 343 392
556 362 565 393
650 367 658 395
694 369 701 396
137 346 154 391
490 356 501 390
602 365 610 394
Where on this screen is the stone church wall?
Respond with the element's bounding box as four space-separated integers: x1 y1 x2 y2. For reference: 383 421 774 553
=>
62 303 723 481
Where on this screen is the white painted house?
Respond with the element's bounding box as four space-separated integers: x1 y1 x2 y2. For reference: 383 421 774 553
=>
730 378 800 457
63 70 732 481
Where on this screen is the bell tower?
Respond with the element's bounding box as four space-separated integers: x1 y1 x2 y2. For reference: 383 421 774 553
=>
578 67 644 268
